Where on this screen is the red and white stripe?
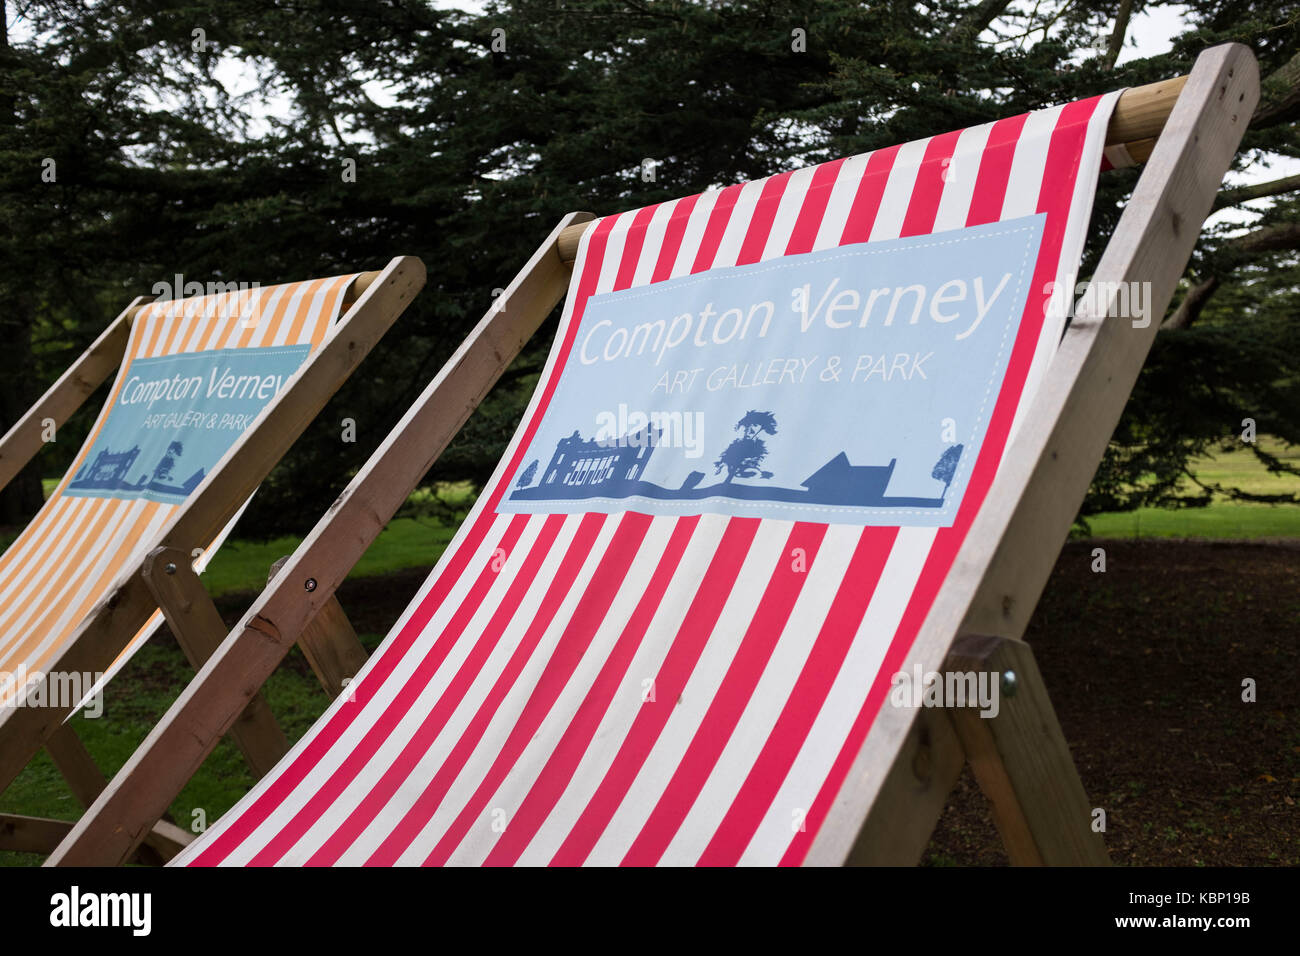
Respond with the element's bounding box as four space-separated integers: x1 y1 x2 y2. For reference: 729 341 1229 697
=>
179 93 1119 867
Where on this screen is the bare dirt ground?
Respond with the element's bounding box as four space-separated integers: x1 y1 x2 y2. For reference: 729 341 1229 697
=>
209 538 1298 866
924 539 1299 865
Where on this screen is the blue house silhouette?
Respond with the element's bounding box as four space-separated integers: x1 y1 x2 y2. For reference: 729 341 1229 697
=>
800 452 897 505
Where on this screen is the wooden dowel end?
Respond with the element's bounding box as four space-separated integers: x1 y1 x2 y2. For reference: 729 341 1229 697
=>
1109 75 1188 145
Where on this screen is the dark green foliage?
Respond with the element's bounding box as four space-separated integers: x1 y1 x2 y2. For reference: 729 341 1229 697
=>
3 0 1298 537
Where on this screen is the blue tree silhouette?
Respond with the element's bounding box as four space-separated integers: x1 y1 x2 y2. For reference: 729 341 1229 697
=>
153 441 185 483
736 410 778 440
714 411 778 483
931 443 964 497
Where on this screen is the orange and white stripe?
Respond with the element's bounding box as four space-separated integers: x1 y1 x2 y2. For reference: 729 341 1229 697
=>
0 274 356 707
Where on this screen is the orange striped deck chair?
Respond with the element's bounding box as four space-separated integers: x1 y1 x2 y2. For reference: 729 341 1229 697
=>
53 45 1253 866
0 257 424 860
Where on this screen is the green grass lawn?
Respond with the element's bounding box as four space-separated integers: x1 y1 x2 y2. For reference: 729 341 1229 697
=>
0 631 382 866
1084 438 1300 540
200 514 460 597
1086 500 1300 538
195 481 476 595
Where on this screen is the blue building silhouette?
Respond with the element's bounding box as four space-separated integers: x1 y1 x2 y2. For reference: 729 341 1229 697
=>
71 446 141 491
511 417 955 514
542 427 658 491
69 442 204 499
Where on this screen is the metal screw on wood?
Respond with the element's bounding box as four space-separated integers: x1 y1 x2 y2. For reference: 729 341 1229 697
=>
164 562 177 575
1000 670 1018 699
304 578 317 592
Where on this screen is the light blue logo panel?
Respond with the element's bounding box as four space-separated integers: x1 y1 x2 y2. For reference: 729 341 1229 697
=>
501 214 1045 527
65 345 311 504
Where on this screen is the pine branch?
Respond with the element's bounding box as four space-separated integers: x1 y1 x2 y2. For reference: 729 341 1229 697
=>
1162 275 1219 330
1212 174 1300 211
1231 220 1300 254
1252 48 1300 130
1163 222 1300 330
1102 0 1133 71
950 0 1014 42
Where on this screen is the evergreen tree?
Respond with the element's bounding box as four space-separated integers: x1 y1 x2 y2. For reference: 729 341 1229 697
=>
3 0 1299 537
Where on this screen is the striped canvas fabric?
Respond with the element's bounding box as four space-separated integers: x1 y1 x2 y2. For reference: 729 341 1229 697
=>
0 275 356 708
180 91 1120 866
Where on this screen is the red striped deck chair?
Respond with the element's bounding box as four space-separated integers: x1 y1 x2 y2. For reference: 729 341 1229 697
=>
0 257 425 860
53 44 1255 866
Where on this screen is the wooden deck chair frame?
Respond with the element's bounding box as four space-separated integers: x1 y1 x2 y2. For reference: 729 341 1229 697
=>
49 43 1257 866
0 257 426 861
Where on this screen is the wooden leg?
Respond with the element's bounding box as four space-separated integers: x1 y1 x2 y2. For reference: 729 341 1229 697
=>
0 814 77 856
841 705 967 866
41 723 192 863
841 636 1108 866
44 723 177 863
268 556 368 699
44 722 110 808
0 812 190 862
138 818 194 861
141 546 289 778
944 634 1110 865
